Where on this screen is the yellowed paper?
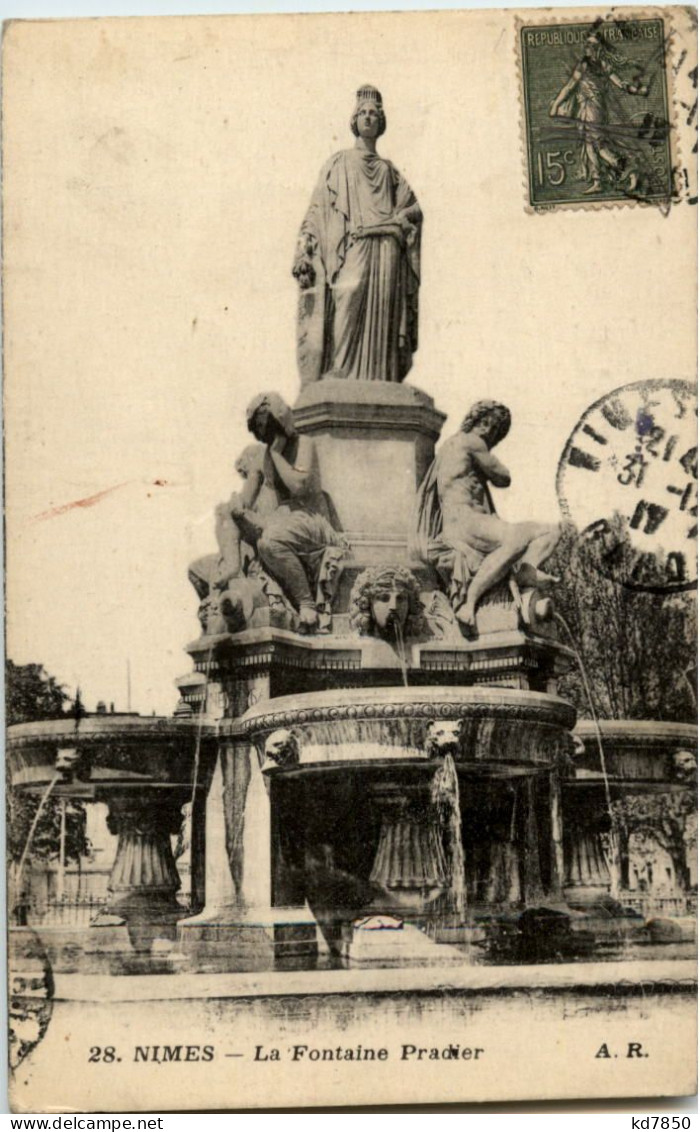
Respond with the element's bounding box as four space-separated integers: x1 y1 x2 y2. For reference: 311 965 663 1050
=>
4 8 697 1113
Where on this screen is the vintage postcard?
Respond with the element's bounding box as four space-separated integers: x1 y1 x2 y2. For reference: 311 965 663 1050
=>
3 6 697 1113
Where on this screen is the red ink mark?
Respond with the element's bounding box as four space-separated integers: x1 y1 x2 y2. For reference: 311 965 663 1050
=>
34 482 131 521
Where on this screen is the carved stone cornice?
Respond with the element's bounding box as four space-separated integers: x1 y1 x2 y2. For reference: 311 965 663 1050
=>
573 720 697 748
226 686 576 740
8 714 217 795
567 718 697 787
185 626 574 693
7 715 217 749
293 378 446 441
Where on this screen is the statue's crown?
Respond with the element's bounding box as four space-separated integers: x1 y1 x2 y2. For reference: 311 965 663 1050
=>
356 84 383 107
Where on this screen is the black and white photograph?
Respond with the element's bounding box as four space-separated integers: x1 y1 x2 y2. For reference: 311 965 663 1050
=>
3 6 697 1112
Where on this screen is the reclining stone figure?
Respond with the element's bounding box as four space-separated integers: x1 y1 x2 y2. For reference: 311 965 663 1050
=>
413 400 560 634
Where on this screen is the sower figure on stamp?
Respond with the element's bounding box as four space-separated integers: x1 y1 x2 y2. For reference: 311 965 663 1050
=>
414 400 560 634
235 392 347 633
293 85 422 384
549 30 649 195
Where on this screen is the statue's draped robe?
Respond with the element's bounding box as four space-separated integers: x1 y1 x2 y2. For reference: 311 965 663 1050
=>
297 148 421 384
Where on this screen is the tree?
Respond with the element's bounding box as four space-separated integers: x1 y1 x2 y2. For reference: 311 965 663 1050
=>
550 520 697 723
6 661 68 726
6 661 91 874
610 791 697 892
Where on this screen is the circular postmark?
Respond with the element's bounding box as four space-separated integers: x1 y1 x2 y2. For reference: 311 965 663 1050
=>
557 378 697 593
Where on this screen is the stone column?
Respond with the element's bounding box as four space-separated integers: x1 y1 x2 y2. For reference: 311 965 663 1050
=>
203 754 238 909
178 740 317 970
189 777 208 915
226 741 271 909
564 828 611 901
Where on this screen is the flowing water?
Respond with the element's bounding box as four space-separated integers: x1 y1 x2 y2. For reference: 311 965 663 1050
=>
14 772 61 913
431 753 467 917
188 639 215 814
392 617 410 688
554 611 620 895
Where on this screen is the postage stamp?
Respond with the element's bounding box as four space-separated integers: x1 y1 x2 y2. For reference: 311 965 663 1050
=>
557 379 697 593
520 15 674 209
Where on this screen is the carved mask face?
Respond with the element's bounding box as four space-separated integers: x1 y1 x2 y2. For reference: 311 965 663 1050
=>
264 729 298 766
55 747 80 772
371 586 410 635
673 750 697 782
426 720 463 756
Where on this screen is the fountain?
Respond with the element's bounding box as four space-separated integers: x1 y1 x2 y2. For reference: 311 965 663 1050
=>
7 83 696 986
8 714 217 967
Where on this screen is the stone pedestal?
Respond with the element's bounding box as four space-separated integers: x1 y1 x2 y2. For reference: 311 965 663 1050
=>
90 789 188 953
178 905 318 972
294 379 444 569
105 792 182 908
177 742 318 971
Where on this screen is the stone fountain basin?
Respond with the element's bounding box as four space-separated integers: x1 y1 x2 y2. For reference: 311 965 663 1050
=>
7 715 217 796
230 685 576 772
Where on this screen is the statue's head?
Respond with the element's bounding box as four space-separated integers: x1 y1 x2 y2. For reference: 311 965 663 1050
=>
672 749 697 784
350 84 386 139
461 400 511 448
246 392 295 445
349 565 427 641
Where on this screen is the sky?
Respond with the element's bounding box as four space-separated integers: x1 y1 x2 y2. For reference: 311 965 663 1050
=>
4 6 696 715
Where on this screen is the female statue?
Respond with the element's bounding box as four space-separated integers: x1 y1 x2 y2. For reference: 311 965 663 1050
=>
293 85 422 384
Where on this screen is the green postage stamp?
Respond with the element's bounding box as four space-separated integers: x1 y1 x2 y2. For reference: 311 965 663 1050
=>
520 16 674 208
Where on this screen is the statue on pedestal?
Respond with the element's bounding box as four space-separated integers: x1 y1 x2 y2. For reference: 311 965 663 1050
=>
413 400 560 633
293 85 422 385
